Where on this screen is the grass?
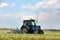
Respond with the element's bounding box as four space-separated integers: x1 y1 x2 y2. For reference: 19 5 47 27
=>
0 31 60 40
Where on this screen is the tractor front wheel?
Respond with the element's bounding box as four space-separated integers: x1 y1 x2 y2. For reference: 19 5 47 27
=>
33 30 39 34
39 29 44 34
33 30 44 34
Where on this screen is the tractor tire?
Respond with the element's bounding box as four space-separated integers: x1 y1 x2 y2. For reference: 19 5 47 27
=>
39 29 44 34
21 27 27 34
33 30 39 34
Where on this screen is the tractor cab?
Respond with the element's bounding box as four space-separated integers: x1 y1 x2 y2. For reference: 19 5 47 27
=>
23 19 36 26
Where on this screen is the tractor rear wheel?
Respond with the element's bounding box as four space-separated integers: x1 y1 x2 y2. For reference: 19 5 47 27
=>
21 27 27 34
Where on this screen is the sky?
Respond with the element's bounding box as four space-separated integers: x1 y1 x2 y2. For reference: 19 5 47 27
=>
0 0 60 29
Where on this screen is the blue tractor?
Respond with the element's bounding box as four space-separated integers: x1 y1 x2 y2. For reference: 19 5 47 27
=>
20 19 44 34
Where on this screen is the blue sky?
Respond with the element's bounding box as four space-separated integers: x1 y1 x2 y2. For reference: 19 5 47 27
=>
0 0 60 29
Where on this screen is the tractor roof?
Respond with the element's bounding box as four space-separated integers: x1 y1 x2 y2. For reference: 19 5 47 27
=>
23 19 35 22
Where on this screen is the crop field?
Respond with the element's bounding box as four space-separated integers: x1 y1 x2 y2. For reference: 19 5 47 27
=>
0 30 60 40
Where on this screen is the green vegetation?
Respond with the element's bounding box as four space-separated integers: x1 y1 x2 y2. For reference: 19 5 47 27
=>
0 31 60 40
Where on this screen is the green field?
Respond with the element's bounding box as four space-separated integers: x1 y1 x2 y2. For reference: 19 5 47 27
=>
0 31 60 40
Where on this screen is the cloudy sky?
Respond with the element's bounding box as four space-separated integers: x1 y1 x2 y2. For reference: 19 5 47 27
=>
0 0 60 29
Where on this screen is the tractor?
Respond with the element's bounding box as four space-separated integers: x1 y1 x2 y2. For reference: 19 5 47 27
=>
7 19 44 34
20 19 44 34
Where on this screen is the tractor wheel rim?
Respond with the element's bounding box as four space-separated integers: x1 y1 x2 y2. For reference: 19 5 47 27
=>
22 28 27 34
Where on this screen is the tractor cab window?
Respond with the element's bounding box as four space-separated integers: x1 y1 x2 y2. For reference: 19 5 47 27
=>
32 22 35 25
26 21 32 26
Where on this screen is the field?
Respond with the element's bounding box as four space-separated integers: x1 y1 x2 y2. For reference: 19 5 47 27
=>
0 30 60 40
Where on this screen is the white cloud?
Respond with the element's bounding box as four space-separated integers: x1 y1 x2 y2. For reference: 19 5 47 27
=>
11 3 16 7
0 14 11 18
21 1 45 9
0 12 58 21
21 0 60 9
44 0 60 8
21 1 46 9
32 1 46 9
12 12 36 20
0 3 8 8
46 0 57 5
34 12 57 21
21 4 32 9
0 12 36 20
